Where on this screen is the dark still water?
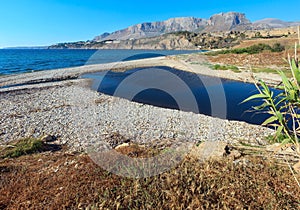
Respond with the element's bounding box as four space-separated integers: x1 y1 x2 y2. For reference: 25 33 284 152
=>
82 66 279 125
0 49 201 75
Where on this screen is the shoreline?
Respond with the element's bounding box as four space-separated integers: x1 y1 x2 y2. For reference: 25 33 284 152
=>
0 53 282 90
0 78 273 150
0 54 278 151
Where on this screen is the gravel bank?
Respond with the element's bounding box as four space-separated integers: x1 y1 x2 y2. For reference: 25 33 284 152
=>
0 79 272 151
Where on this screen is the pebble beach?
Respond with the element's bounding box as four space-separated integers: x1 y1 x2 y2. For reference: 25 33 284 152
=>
0 55 274 151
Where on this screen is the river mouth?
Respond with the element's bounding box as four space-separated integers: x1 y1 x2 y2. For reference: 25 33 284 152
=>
82 66 278 126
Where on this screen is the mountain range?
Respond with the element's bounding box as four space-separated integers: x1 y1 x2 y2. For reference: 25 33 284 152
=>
49 12 300 50
93 12 299 42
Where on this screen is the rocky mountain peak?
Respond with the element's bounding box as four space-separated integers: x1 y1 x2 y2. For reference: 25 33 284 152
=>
206 12 251 31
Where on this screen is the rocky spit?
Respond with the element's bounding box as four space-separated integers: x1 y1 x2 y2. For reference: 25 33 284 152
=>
0 57 274 152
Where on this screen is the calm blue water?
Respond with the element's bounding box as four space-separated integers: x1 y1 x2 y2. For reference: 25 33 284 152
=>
0 49 201 75
82 66 281 125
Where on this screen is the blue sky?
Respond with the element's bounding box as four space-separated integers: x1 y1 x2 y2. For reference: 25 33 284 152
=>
0 0 299 48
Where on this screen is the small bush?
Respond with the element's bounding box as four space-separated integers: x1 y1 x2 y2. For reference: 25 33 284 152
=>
266 133 289 143
271 43 285 52
207 43 285 55
243 49 300 153
213 64 222 70
228 65 239 71
2 137 45 158
213 64 240 72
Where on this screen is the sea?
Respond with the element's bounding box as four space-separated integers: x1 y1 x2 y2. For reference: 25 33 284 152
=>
0 49 201 76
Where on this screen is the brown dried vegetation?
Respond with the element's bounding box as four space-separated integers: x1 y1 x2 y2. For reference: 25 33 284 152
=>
206 37 300 71
0 144 300 209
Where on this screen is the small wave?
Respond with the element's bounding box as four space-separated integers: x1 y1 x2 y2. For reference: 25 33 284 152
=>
122 53 165 61
33 60 50 65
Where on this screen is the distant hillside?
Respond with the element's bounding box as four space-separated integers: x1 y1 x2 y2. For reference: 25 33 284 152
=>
3 46 48 49
253 18 300 29
94 12 251 41
93 12 300 42
49 31 251 50
49 11 300 50
94 17 208 41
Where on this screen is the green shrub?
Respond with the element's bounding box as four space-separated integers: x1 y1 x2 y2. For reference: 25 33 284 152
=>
266 133 288 143
212 64 240 72
2 137 45 158
271 43 285 52
207 43 285 55
243 54 300 153
213 64 223 70
228 65 238 70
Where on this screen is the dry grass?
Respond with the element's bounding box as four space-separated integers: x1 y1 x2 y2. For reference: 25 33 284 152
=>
235 38 299 50
0 144 300 209
206 38 300 72
0 137 45 158
207 51 292 70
